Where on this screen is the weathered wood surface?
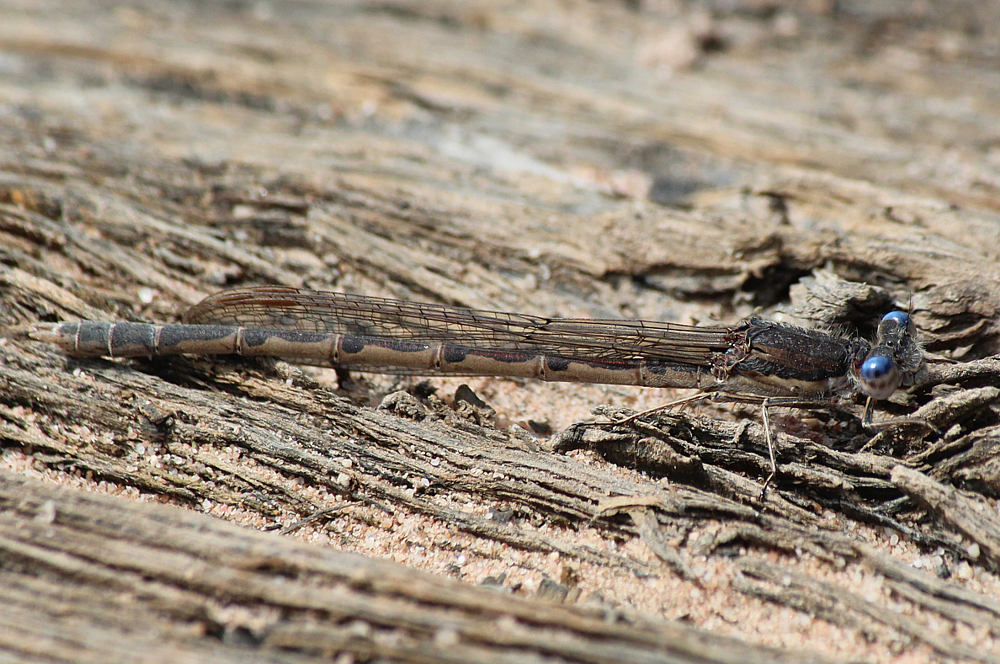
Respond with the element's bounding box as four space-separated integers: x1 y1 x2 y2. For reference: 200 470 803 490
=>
2 0 1000 662
5 469 824 664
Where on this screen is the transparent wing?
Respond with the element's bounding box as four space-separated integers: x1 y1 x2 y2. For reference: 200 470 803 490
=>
184 286 734 365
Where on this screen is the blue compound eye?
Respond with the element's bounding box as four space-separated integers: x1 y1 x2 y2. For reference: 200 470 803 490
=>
859 354 901 399
861 355 892 380
882 311 910 326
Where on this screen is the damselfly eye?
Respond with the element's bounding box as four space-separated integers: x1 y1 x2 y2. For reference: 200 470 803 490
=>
881 311 914 333
861 355 892 380
859 354 902 400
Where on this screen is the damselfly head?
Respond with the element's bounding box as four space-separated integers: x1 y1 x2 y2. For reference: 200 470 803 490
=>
856 310 922 400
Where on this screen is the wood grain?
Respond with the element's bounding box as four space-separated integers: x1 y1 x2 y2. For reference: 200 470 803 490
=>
2 0 1000 661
